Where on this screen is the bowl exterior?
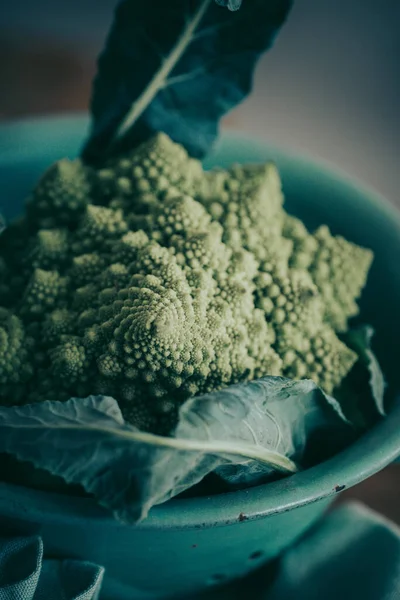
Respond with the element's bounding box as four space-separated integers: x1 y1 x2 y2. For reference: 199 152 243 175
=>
1 115 400 599
0 487 331 599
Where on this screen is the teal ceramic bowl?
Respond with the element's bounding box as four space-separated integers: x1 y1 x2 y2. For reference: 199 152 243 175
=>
0 115 400 600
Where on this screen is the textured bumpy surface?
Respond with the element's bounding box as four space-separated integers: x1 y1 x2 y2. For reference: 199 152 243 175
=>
0 133 373 433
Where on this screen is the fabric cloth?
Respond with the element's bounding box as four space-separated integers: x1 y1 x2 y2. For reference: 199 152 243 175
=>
1 503 400 599
0 536 104 599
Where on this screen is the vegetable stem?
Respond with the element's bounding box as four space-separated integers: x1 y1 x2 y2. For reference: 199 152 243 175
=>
10 422 299 474
121 428 300 473
111 0 212 146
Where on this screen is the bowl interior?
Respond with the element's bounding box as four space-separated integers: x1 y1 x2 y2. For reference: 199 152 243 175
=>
1 115 400 529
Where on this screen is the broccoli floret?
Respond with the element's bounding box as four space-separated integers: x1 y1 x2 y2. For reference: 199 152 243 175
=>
198 163 286 264
0 308 34 391
283 214 318 269
71 205 129 258
21 269 69 316
309 226 373 331
0 133 373 432
42 309 76 344
256 267 321 333
283 217 373 331
95 132 203 211
26 158 94 228
70 254 107 287
50 337 90 384
277 323 357 392
25 228 70 271
253 264 358 393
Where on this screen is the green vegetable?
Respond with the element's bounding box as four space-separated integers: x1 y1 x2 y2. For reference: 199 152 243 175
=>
0 133 373 436
336 325 386 429
0 0 383 524
0 309 34 388
0 378 356 523
82 0 293 163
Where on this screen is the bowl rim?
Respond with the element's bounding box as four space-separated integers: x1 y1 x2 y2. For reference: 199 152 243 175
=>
0 113 400 531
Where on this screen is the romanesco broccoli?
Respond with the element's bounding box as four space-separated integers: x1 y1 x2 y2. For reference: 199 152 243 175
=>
0 133 373 434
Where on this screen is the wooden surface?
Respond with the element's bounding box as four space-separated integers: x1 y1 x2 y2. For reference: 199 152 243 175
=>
1 36 399 526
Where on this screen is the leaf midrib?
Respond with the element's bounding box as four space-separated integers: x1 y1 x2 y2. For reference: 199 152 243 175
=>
111 0 213 146
3 420 298 473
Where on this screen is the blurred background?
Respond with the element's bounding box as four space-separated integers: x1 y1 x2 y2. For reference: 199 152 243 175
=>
0 0 399 206
0 0 399 520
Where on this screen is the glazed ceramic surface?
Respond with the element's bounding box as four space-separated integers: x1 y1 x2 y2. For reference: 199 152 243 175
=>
0 116 400 600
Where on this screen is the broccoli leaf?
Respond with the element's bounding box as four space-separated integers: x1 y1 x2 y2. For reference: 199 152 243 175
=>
336 326 386 428
343 326 386 416
82 0 293 164
0 377 356 524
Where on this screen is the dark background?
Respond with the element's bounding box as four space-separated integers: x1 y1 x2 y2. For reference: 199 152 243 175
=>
0 0 399 521
0 0 399 206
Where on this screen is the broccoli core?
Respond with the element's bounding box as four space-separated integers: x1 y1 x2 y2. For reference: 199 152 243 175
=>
0 133 373 433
